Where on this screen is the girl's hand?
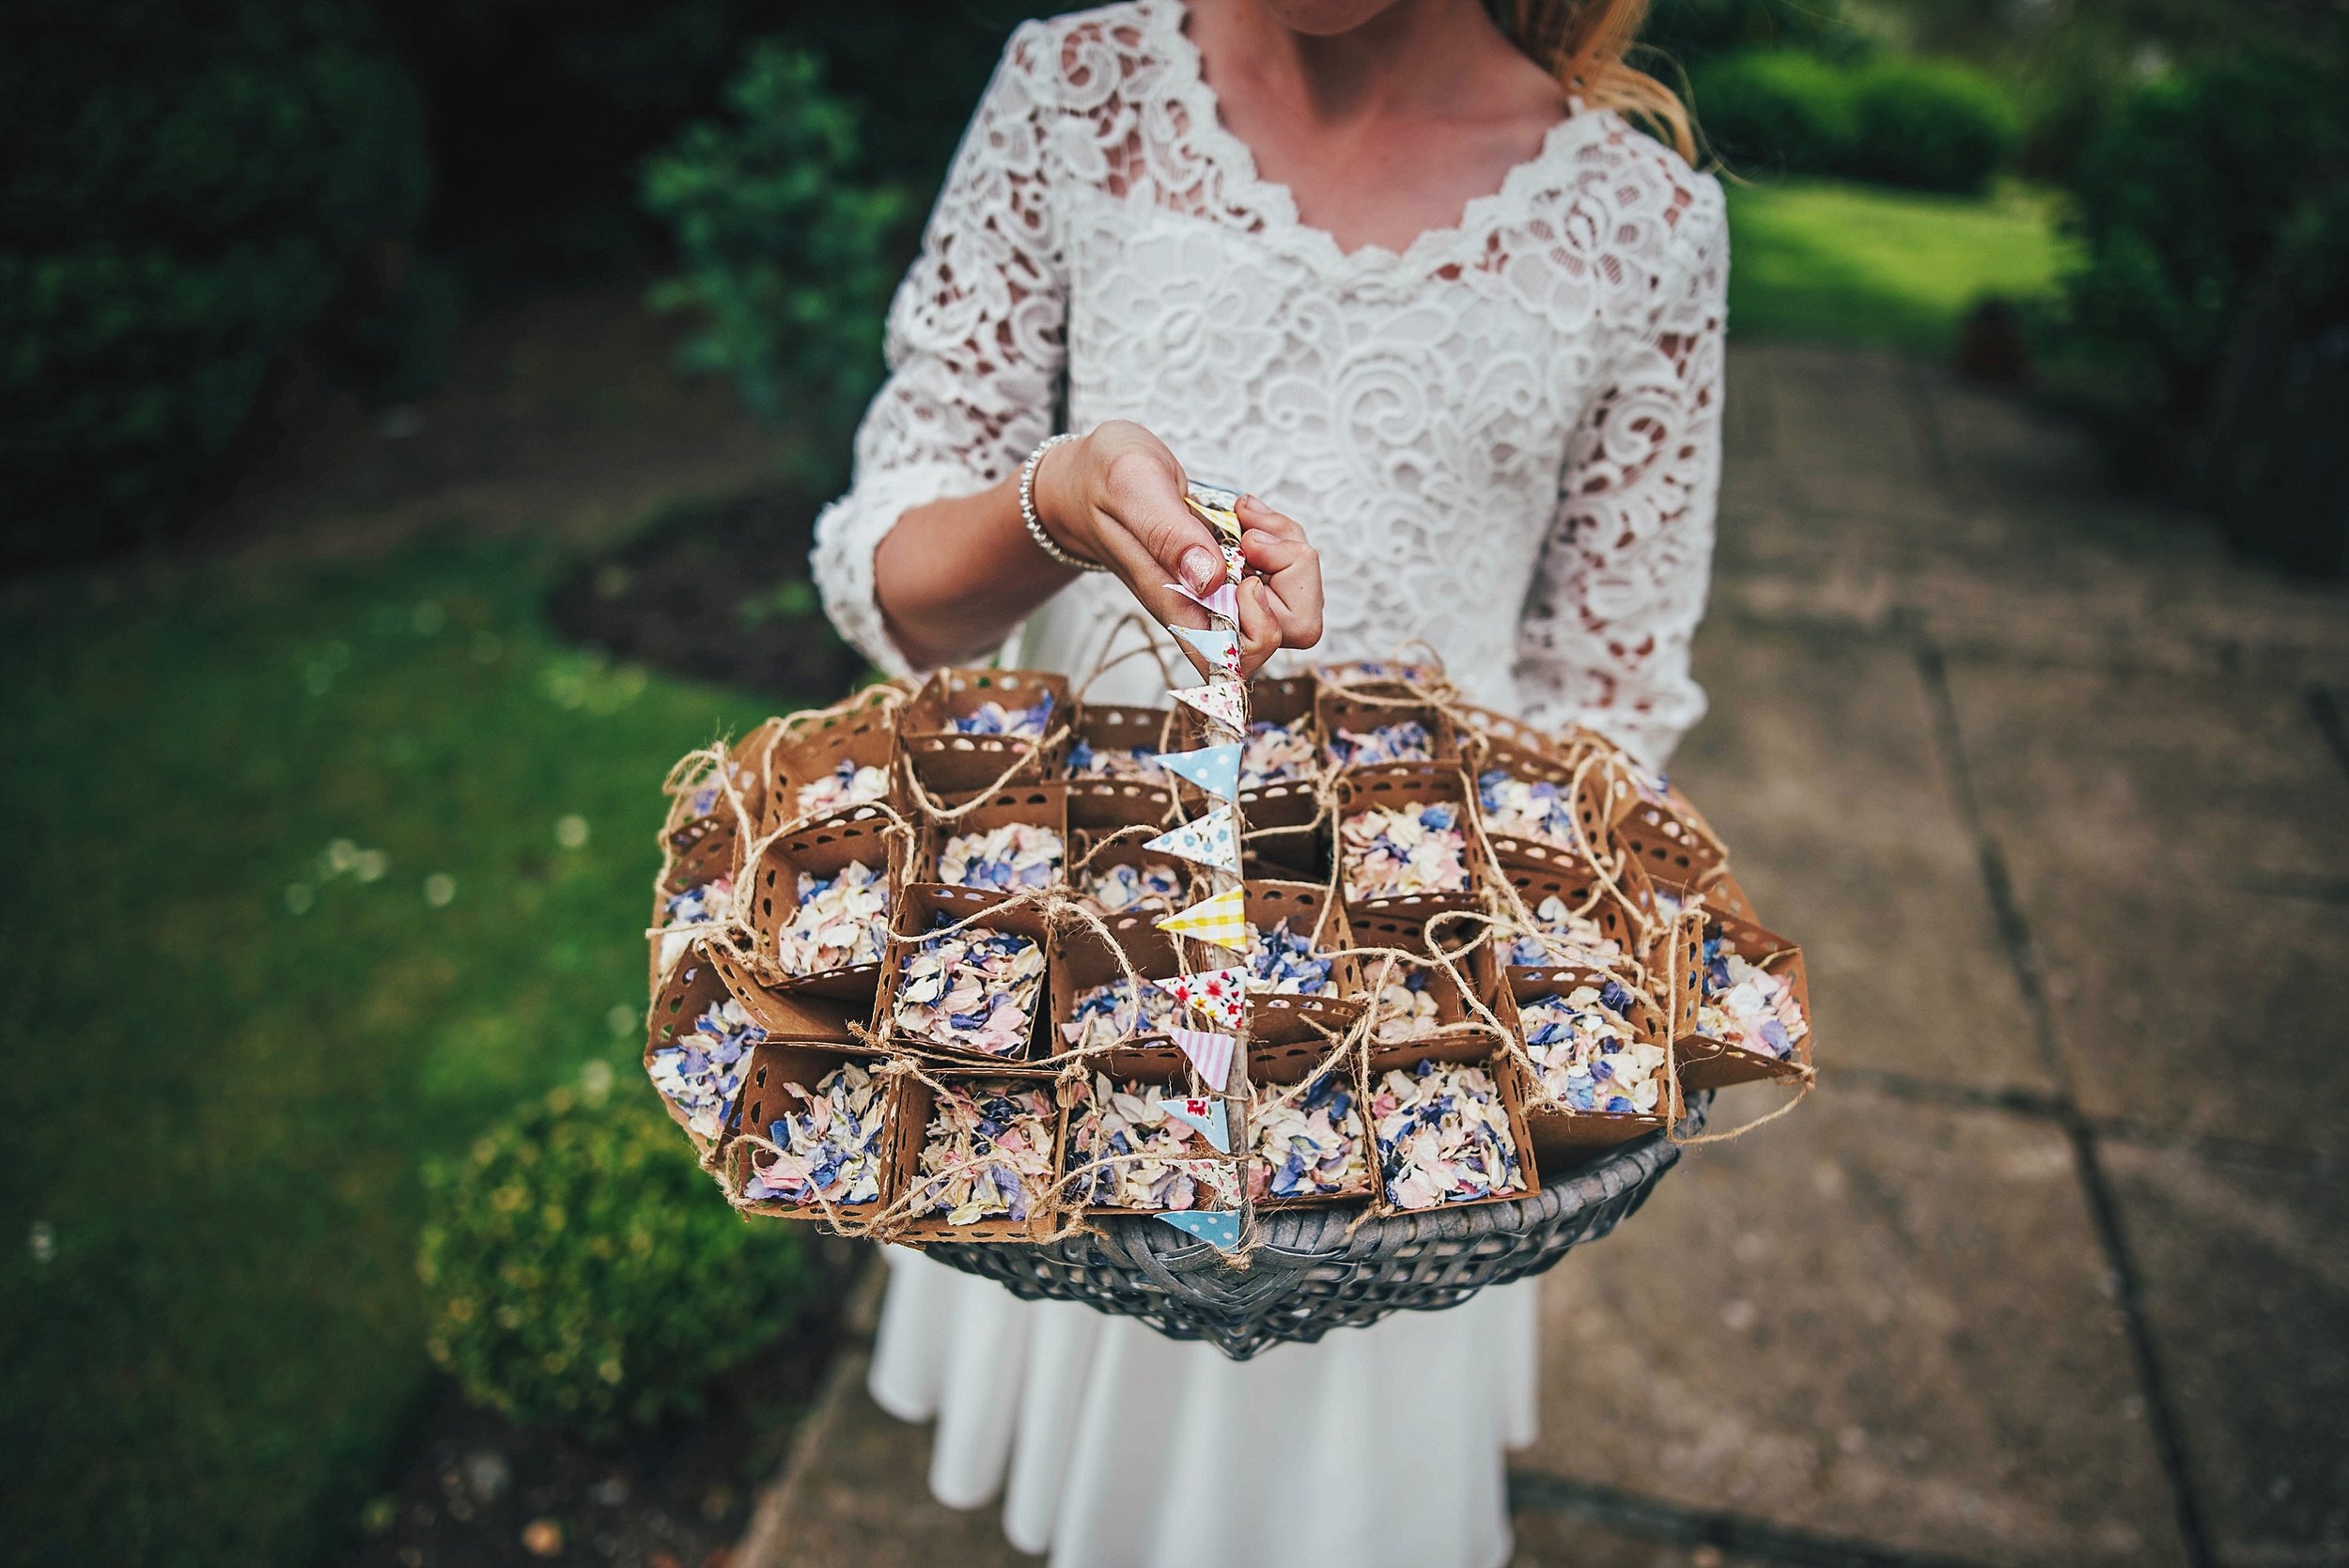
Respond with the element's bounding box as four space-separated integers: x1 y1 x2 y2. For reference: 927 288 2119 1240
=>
1031 420 1324 679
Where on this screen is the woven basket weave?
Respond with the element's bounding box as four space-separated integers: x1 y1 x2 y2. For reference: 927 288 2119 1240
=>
923 1094 1707 1358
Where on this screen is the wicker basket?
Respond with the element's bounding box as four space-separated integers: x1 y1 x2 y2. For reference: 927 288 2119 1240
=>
923 1094 1706 1358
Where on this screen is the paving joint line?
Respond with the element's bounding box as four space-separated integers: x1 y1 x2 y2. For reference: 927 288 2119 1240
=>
1910 633 2217 1568
1831 1064 2339 1174
2310 685 2349 785
1506 1471 1994 1568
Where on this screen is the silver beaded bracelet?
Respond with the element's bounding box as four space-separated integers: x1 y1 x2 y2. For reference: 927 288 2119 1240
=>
1019 431 1107 573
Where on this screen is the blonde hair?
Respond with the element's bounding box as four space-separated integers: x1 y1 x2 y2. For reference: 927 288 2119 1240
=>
1489 0 1693 162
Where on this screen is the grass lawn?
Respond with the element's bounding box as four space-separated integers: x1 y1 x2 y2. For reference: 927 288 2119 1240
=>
1724 178 2077 358
0 538 807 1567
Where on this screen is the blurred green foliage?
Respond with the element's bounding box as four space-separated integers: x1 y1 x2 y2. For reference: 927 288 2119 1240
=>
1693 47 2018 193
418 1077 813 1438
641 44 911 441
0 0 429 564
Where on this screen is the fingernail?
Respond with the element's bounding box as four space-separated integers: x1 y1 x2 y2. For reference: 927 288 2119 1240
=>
1179 547 1220 593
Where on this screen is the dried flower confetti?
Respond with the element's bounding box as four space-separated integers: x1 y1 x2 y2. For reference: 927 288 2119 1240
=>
1240 721 1317 788
646 999 763 1141
892 921 1047 1058
1059 978 1182 1052
1519 982 1666 1114
1064 1073 1238 1209
1505 895 1626 969
1696 937 1808 1061
909 1080 1056 1224
774 862 890 975
1066 737 1161 782
1249 917 1334 996
1371 967 1442 1042
1341 801 1469 902
1476 768 1579 849
1327 720 1433 768
1373 1060 1523 1209
794 761 890 822
741 1061 888 1204
1075 860 1184 917
939 822 1064 893
1249 1070 1368 1200
949 696 1053 738
657 877 732 973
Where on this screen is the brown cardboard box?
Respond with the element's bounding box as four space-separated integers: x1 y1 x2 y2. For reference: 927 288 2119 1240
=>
1065 702 1178 830
1362 1030 1540 1213
1673 908 1813 1091
645 938 863 1151
762 691 899 837
913 783 1068 905
901 668 1070 795
1241 879 1364 1046
1246 1036 1375 1208
890 1069 1064 1242
1057 1046 1235 1215
745 813 902 1001
1500 962 1681 1162
1334 763 1487 922
878 883 1054 1065
727 1043 899 1224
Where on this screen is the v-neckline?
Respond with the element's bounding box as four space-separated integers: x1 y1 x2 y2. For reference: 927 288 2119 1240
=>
1145 0 1604 274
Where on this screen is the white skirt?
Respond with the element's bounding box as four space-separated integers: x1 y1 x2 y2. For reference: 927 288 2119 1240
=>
867 1246 1540 1568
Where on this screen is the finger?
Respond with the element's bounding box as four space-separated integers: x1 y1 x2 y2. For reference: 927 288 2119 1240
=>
1102 450 1225 597
1234 578 1281 678
1254 551 1324 651
1236 493 1304 538
1238 526 1308 574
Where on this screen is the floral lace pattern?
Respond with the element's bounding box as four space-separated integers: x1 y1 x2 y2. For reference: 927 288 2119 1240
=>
812 0 1726 768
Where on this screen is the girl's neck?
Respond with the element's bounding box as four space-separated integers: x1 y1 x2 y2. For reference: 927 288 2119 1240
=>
1188 0 1536 129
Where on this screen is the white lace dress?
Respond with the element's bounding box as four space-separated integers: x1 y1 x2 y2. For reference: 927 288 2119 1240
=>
810 5 1726 1564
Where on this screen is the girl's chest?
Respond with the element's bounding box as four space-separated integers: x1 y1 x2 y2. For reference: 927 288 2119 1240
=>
1058 193 1609 489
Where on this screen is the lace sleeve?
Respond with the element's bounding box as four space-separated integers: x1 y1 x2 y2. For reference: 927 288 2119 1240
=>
809 23 1068 678
1512 175 1728 772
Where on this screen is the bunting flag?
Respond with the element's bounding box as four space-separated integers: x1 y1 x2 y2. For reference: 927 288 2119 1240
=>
1144 807 1239 875
1168 579 1241 622
1152 968 1247 1032
1159 1094 1231 1152
1170 1028 1236 1092
1157 1209 1241 1250
1185 486 1243 542
1173 624 1241 676
1157 742 1241 801
1172 680 1247 732
1156 887 1250 951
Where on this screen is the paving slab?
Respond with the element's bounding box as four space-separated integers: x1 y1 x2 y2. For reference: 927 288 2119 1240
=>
2100 1141 2349 1567
1674 619 2048 1094
1520 1083 2188 1567
1511 1510 1774 1567
2004 870 2349 1152
1947 660 2349 882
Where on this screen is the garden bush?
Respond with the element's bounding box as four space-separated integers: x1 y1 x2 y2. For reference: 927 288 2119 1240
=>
1689 50 1859 176
1690 47 2015 194
641 43 911 442
0 0 429 566
417 1070 816 1438
1844 56 2019 194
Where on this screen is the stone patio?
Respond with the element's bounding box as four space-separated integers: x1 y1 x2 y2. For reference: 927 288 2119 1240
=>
739 343 2349 1568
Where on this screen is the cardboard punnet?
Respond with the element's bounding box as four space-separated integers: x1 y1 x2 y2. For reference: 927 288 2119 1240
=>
1348 913 1510 1054
1056 1045 1235 1215
1362 1029 1540 1214
745 812 903 1001
727 1042 900 1223
1065 701 1179 829
901 667 1070 795
1673 908 1813 1091
1246 1034 1376 1208
890 1068 1064 1242
1496 860 1653 976
1173 675 1321 874
913 783 1068 905
1498 962 1681 1162
1066 829 1199 922
661 719 784 843
762 690 900 837
1049 910 1193 1062
878 883 1055 1064
1315 687 1459 771
650 813 745 986
1334 763 1488 922
1238 878 1364 1046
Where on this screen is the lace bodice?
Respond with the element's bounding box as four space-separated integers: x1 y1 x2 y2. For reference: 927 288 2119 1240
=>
811 0 1727 768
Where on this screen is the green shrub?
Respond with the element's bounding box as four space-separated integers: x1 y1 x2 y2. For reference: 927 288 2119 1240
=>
417 1073 814 1438
641 44 912 442
0 0 429 565
1690 49 1859 175
1844 56 2019 194
2060 47 2345 416
1693 48 2015 193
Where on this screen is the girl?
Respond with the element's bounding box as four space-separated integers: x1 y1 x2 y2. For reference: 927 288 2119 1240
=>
812 2 1723 1563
